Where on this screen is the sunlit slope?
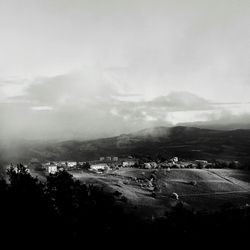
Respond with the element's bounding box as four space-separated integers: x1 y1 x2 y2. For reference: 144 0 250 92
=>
111 168 250 211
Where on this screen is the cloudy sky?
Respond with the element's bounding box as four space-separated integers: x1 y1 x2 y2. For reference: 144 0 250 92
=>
0 0 250 141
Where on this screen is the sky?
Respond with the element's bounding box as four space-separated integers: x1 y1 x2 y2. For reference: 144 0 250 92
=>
0 0 250 141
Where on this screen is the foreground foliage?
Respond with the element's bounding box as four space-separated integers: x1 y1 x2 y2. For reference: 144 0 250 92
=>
0 164 249 245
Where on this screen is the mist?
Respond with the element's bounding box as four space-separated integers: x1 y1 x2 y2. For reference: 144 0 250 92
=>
0 0 250 142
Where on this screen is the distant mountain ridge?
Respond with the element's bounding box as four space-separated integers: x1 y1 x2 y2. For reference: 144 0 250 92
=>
1 126 250 165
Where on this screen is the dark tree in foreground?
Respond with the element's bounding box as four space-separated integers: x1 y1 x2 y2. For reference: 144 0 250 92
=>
0 164 250 246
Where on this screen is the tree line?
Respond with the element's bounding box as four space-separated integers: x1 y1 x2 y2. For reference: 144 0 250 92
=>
0 164 249 246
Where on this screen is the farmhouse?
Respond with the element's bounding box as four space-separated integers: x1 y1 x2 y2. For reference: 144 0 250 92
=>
122 160 136 167
67 161 77 168
143 162 158 169
47 165 57 174
150 162 158 168
170 157 179 163
144 163 151 169
90 163 109 172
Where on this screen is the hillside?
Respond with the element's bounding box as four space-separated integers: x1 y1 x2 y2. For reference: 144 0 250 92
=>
1 126 250 165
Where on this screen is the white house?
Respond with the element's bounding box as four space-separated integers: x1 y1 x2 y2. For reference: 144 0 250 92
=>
144 163 152 169
90 163 109 172
48 165 57 174
150 162 158 168
122 161 136 167
144 162 158 169
171 157 178 163
67 161 77 168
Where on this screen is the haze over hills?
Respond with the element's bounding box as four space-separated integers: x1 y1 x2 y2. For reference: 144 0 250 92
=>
179 122 250 131
1 126 250 166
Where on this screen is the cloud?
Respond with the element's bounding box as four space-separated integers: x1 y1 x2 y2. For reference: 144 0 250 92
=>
1 70 250 142
31 106 54 111
0 71 137 141
147 91 212 111
111 91 214 123
23 71 119 106
109 91 250 126
180 109 250 130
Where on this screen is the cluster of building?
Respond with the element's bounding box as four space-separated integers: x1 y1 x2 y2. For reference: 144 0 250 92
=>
90 156 126 172
43 161 87 174
88 156 215 172
43 156 122 174
6 155 241 176
40 155 232 174
99 156 119 162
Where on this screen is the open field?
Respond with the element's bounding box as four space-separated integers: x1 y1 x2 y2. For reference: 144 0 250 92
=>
71 168 250 218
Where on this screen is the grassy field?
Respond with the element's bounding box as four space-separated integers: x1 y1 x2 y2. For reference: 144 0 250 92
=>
71 168 250 218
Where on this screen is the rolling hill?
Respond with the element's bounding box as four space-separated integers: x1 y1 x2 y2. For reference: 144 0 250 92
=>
1 126 250 165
